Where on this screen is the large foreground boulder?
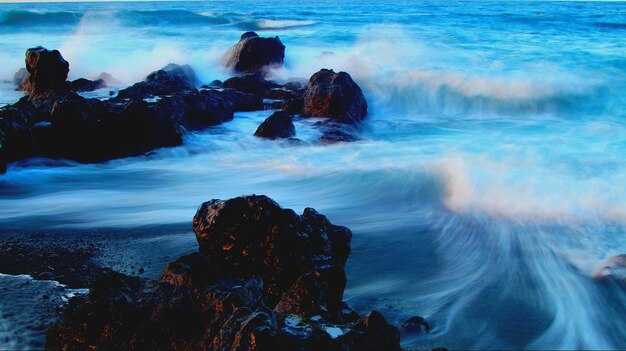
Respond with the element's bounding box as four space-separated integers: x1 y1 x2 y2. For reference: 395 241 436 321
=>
223 32 285 74
46 195 402 351
193 195 351 309
22 47 70 98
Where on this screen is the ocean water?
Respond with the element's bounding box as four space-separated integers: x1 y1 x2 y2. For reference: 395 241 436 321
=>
1 0 626 349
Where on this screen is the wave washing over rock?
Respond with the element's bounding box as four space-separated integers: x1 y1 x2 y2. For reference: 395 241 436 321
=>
1 1 626 350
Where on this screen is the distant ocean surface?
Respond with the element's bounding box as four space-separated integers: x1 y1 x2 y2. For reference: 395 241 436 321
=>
1 1 626 349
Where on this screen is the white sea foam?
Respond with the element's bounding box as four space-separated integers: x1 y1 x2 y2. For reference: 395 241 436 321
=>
256 19 318 29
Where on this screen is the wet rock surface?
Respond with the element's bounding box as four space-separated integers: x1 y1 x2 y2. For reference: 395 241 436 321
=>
223 31 286 74
22 47 70 98
402 316 431 333
254 111 295 139
1 39 370 174
69 78 106 92
286 68 367 125
45 195 402 351
116 63 198 100
223 72 280 94
0 49 263 173
279 69 368 143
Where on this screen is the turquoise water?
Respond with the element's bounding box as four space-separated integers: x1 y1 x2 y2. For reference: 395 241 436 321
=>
1 1 626 349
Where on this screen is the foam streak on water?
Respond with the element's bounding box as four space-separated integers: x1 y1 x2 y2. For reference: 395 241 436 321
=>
0 1 625 349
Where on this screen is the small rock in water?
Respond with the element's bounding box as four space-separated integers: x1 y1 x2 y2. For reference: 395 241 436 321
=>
402 316 431 333
299 69 368 125
254 111 296 139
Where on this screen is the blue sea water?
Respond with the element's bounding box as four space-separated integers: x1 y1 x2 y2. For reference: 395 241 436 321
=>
0 0 626 349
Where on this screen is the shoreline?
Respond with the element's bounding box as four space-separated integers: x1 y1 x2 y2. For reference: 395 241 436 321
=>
0 224 197 287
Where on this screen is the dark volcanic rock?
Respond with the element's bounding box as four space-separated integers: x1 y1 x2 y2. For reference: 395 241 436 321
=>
254 111 295 139
69 78 107 92
22 47 70 98
302 69 367 124
320 128 360 144
0 93 67 169
223 31 286 74
47 195 402 351
402 316 431 333
0 66 262 173
116 63 199 100
285 69 367 126
45 88 260 163
48 94 183 162
192 195 351 309
223 72 280 94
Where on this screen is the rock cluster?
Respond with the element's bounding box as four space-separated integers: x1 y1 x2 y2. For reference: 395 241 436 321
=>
0 48 262 173
46 195 402 351
1 34 371 174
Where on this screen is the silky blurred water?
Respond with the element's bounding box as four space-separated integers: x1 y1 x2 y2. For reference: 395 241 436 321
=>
1 1 626 349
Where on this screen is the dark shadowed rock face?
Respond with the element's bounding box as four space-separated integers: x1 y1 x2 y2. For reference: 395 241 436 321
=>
116 63 199 100
223 72 280 94
192 195 351 309
69 78 107 92
0 61 263 173
46 196 402 351
301 69 368 125
22 47 70 98
254 111 296 139
402 316 431 333
320 128 360 144
223 31 286 74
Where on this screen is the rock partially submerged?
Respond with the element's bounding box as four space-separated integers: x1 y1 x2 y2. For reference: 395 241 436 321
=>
265 69 368 144
223 31 286 74
15 67 109 93
1 42 371 173
0 48 262 173
223 72 281 94
46 195 402 351
593 254 626 284
402 316 431 333
254 111 295 139
116 63 199 100
69 78 106 92
287 69 368 125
